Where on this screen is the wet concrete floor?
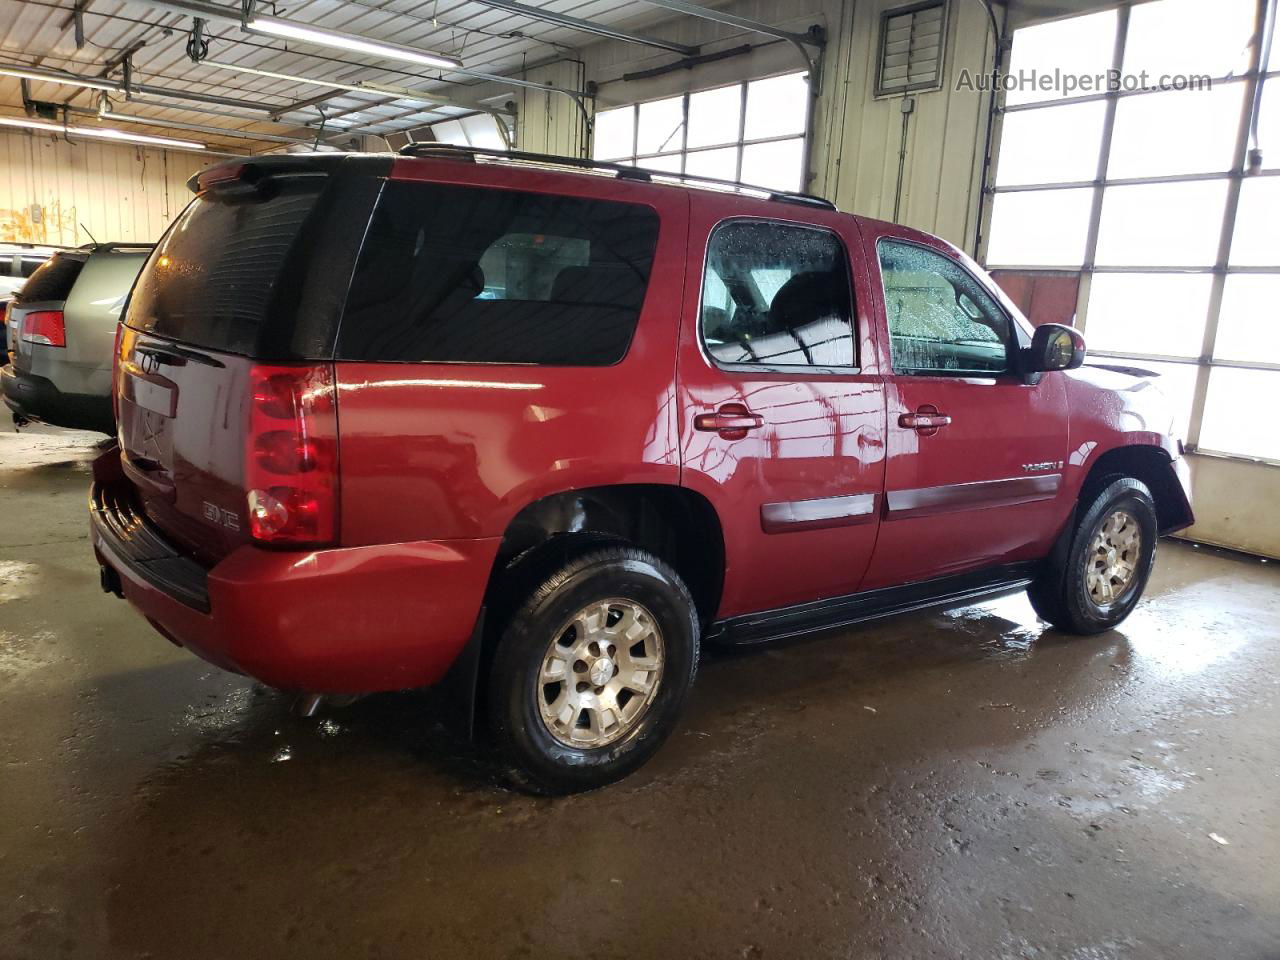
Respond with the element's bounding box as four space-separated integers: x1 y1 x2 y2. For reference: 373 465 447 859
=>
2 422 1278 959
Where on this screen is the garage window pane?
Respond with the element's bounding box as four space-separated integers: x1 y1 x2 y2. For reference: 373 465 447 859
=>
639 153 683 173
1228 178 1280 267
741 139 804 192
636 96 684 156
1214 275 1280 364
460 114 504 150
985 188 1093 266
685 146 738 180
1095 180 1227 267
1108 84 1245 178
1123 0 1254 79
1128 359 1199 439
1085 273 1210 358
688 84 742 149
431 119 467 145
593 106 634 160
744 74 807 140
1257 88 1280 171
995 102 1105 186
1004 9 1117 106
1199 367 1280 460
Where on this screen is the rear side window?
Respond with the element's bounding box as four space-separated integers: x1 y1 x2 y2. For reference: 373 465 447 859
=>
16 253 86 303
339 181 660 365
700 220 855 369
127 177 324 355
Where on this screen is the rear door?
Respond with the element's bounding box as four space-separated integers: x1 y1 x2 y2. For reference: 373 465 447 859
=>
860 231 1070 590
116 158 382 563
677 200 887 619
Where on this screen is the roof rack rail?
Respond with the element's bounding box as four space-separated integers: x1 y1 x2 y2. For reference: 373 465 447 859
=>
397 143 837 211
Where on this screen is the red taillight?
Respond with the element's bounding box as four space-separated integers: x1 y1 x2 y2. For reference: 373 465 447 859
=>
197 162 248 191
244 364 339 546
20 310 65 347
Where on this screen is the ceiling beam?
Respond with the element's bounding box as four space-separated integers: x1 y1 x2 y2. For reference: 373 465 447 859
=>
0 60 286 113
202 60 512 116
636 0 821 48
133 0 590 98
469 0 699 56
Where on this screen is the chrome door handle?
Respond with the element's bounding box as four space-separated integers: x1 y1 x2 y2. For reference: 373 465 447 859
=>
899 406 951 435
898 412 952 429
694 403 764 440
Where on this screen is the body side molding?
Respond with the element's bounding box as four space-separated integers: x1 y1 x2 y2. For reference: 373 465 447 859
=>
760 492 878 533
886 474 1062 520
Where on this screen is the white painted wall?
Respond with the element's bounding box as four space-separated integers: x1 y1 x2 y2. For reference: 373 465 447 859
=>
0 129 204 246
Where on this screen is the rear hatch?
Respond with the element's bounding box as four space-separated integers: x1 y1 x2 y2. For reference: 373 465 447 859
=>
7 251 88 370
116 156 386 564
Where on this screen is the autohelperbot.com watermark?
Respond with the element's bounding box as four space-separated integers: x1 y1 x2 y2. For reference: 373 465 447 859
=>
956 68 1213 97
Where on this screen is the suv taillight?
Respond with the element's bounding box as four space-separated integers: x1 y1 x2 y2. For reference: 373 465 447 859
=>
245 364 339 546
20 310 65 347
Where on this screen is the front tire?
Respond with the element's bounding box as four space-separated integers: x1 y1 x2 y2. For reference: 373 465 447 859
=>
1028 477 1158 634
487 546 699 794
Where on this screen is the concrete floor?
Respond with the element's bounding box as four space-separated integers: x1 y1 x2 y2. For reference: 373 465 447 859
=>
2 421 1278 960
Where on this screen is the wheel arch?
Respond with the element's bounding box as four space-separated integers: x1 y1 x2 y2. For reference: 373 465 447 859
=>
488 483 725 627
1079 444 1193 535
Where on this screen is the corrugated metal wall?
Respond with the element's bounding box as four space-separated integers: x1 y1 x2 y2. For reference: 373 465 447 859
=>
547 0 996 253
812 0 994 251
0 130 204 246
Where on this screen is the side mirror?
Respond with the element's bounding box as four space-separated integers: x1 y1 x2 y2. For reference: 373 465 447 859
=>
1024 323 1086 380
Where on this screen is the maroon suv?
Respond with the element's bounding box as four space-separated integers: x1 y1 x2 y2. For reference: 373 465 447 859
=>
91 148 1192 792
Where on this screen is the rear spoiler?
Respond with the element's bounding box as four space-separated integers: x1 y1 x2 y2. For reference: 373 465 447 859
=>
186 156 351 196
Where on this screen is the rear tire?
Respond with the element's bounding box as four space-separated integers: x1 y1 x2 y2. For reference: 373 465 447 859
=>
1028 477 1158 634
487 546 699 794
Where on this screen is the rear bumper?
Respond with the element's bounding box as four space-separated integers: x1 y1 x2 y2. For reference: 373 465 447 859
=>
90 450 501 693
2 364 112 433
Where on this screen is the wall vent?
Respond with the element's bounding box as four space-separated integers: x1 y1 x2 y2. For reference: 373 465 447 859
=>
876 0 948 98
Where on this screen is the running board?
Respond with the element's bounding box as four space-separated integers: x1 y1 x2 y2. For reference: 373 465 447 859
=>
706 563 1038 646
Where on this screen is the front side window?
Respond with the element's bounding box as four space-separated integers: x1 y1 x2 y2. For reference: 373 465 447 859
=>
340 182 659 365
878 239 1013 375
700 220 854 369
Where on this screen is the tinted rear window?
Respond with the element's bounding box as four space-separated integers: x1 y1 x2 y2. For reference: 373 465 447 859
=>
338 181 660 365
126 177 324 355
16 253 86 303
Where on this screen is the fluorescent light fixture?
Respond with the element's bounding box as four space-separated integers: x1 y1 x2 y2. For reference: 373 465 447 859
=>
204 60 411 102
245 17 462 71
0 115 205 150
0 65 120 93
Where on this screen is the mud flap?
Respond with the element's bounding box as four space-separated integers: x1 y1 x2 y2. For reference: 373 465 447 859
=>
437 608 486 741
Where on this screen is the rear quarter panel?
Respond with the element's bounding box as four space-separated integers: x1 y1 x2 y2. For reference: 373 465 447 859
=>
334 162 690 545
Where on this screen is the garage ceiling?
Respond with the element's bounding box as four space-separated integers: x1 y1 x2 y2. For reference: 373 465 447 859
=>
0 0 670 151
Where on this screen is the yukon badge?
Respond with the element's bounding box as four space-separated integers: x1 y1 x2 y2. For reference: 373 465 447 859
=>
1022 460 1064 473
203 501 241 531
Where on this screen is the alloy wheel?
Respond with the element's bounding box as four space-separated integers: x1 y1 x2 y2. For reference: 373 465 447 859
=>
1085 509 1143 606
537 598 665 748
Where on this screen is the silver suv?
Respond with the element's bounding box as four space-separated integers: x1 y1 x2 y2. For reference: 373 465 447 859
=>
3 244 152 434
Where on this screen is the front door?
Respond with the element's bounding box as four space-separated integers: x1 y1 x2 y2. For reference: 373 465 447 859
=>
861 235 1070 590
677 203 887 620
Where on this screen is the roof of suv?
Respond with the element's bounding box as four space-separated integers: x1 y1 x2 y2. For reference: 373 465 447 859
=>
189 146 840 217
394 143 838 213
